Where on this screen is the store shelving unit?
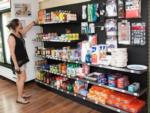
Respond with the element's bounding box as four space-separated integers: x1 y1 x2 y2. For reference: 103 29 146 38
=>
34 0 149 112
37 21 79 25
35 79 128 113
36 54 147 75
37 68 147 97
33 39 79 43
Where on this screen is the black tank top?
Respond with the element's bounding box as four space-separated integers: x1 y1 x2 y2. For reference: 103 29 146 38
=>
10 33 29 74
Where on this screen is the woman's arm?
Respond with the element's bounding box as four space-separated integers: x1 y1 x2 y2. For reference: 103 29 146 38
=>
8 36 19 70
20 21 35 36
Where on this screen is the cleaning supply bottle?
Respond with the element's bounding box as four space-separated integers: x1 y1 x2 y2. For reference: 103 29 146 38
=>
85 50 91 63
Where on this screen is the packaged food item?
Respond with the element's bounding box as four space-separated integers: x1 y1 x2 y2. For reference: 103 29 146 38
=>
82 64 90 75
128 82 140 93
67 84 73 92
127 100 145 113
82 5 87 20
85 50 91 64
106 0 117 17
118 0 125 18
88 34 97 46
87 86 112 104
99 2 106 22
73 80 88 94
88 23 95 34
61 63 67 74
81 41 90 62
88 4 99 22
118 20 131 45
125 0 141 18
91 45 100 64
108 75 117 87
99 44 107 64
38 9 46 24
79 89 88 97
105 19 117 52
117 76 129 89
131 22 146 46
81 22 89 34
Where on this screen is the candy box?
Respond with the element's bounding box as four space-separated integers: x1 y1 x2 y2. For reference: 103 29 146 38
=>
119 94 136 105
127 100 145 113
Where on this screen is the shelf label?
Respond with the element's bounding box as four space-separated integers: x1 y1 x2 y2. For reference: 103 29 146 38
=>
134 93 138 96
95 101 98 104
121 90 125 93
130 70 135 73
98 84 101 86
116 109 121 112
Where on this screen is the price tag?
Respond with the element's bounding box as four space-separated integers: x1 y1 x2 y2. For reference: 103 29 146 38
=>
76 61 79 63
131 70 135 73
99 65 102 67
116 109 121 112
83 97 86 100
121 90 125 93
134 93 138 96
98 84 101 86
87 63 90 66
95 101 98 104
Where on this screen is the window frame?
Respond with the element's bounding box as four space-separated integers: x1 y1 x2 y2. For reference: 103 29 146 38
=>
0 8 11 68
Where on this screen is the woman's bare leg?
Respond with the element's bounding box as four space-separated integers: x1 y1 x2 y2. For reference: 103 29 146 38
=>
16 71 29 103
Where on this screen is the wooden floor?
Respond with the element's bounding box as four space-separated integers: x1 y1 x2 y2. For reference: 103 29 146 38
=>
0 77 100 113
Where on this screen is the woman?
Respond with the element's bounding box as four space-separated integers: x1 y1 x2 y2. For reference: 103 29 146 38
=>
7 19 36 104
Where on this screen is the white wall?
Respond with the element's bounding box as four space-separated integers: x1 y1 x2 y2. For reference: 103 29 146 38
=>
0 0 41 82
39 0 90 9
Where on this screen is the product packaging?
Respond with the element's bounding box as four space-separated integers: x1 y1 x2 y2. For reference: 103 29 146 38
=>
82 5 87 20
88 4 99 22
118 20 131 45
125 0 141 18
91 45 100 64
131 22 146 46
118 0 125 18
128 82 140 92
38 9 46 24
106 0 117 17
105 19 117 52
88 34 97 46
99 2 106 22
89 23 95 34
81 22 88 34
81 41 90 62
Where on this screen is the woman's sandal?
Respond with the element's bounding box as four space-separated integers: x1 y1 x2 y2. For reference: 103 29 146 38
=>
22 94 32 98
16 98 30 104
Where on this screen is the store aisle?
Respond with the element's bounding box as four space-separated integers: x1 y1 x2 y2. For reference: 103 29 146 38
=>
0 77 100 113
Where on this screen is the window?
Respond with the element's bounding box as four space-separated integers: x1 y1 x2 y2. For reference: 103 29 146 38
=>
0 0 11 67
2 12 11 64
0 31 4 62
0 11 11 67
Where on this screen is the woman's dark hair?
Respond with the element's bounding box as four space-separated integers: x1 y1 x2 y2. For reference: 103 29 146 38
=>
7 19 20 31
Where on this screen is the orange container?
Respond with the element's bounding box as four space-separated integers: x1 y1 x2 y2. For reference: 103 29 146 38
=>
127 100 145 113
